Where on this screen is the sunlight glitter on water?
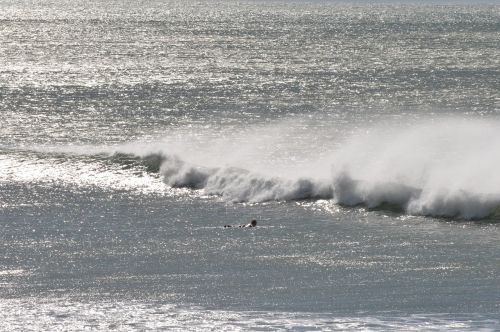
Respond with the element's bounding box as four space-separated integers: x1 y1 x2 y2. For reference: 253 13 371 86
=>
0 298 498 332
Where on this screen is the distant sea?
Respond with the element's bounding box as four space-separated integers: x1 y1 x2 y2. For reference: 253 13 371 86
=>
1 0 499 330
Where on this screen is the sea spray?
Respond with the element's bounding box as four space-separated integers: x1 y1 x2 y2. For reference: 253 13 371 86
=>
146 118 500 219
329 118 500 218
23 117 500 219
157 155 332 202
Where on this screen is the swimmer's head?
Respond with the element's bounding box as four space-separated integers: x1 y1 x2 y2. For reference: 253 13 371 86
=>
250 219 257 226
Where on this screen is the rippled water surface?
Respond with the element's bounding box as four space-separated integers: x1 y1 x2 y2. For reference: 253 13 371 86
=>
1 0 499 330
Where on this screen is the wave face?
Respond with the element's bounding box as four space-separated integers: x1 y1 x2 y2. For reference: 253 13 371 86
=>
88 118 498 220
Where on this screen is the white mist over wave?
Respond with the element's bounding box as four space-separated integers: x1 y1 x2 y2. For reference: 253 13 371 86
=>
148 118 500 219
159 155 332 202
23 117 500 219
330 119 500 219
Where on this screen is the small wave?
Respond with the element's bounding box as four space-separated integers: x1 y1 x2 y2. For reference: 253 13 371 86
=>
0 269 27 276
108 152 165 173
0 152 168 195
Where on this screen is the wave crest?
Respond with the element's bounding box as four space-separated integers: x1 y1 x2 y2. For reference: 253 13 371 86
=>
126 152 500 219
332 171 499 219
205 168 332 202
160 155 212 189
46 118 500 220
155 154 332 203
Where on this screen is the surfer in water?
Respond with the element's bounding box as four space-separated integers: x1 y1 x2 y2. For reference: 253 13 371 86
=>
224 219 257 228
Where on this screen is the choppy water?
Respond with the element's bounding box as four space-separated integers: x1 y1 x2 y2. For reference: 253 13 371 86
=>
1 0 499 330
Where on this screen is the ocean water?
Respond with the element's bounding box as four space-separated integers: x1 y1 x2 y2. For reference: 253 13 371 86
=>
1 0 500 330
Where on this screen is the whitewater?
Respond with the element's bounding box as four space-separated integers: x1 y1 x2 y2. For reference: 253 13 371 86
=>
11 117 500 220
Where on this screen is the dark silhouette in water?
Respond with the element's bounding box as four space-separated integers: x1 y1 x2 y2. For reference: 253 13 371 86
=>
224 219 257 228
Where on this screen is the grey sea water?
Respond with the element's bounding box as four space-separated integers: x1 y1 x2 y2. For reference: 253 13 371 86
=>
1 0 500 330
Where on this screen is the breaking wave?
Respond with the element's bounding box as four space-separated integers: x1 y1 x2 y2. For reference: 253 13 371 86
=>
113 118 500 220
16 117 500 220
118 150 498 220
158 154 333 202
